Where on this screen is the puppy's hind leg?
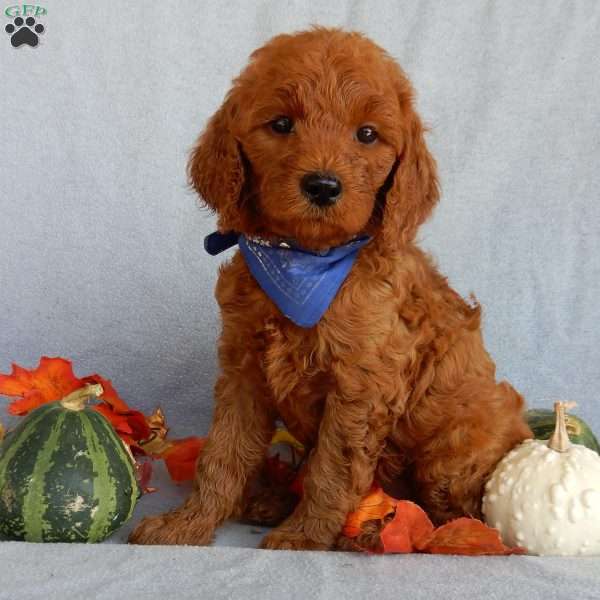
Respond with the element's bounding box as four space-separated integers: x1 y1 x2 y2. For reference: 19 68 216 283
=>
411 379 532 525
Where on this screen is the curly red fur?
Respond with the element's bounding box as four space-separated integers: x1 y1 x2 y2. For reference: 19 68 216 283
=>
129 27 532 550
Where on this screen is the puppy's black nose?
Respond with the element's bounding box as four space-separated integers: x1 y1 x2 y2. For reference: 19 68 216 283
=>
301 172 342 206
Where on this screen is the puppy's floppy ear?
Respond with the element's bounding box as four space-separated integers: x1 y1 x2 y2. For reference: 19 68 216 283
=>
187 97 246 232
381 81 440 248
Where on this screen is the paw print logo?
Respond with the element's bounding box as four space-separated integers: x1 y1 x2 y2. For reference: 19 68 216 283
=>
5 16 45 48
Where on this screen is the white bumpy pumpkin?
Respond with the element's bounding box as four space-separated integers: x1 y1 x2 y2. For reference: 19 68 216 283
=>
482 401 600 556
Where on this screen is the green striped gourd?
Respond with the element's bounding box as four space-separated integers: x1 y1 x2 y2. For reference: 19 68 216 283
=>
526 408 600 454
0 384 139 542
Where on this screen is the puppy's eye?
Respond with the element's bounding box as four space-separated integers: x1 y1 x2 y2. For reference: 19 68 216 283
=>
270 116 294 134
356 125 378 144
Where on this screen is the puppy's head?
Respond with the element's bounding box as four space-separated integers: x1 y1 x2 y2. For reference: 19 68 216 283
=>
189 28 439 250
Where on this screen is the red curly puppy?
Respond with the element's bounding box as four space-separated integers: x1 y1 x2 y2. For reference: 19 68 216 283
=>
130 28 532 550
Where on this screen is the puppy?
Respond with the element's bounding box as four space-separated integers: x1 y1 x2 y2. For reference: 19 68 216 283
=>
130 27 531 550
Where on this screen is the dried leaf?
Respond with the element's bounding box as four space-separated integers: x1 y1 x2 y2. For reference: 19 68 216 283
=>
0 357 82 415
380 501 434 553
421 517 526 555
138 407 173 455
342 486 398 538
145 407 169 437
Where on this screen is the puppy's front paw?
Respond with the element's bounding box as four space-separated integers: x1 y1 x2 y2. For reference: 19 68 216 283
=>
260 526 331 551
128 510 215 546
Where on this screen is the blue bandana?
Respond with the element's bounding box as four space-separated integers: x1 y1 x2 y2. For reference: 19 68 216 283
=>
204 231 372 328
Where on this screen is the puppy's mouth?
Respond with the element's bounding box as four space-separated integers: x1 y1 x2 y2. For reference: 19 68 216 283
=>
248 189 362 252
255 219 365 252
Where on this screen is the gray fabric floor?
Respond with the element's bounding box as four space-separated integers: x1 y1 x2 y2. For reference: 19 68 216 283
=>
1 0 600 598
2 542 600 600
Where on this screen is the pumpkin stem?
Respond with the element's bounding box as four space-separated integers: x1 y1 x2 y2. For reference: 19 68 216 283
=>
548 400 577 452
60 384 104 411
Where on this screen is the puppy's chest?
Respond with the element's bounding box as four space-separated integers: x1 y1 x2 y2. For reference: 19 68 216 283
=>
258 319 331 443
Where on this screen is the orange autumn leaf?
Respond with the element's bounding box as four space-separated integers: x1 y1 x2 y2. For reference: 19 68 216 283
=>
342 486 398 538
380 500 435 553
421 517 526 556
162 437 206 482
0 357 82 415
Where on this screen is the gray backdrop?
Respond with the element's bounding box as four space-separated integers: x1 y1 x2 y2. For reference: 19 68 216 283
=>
1 1 599 438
